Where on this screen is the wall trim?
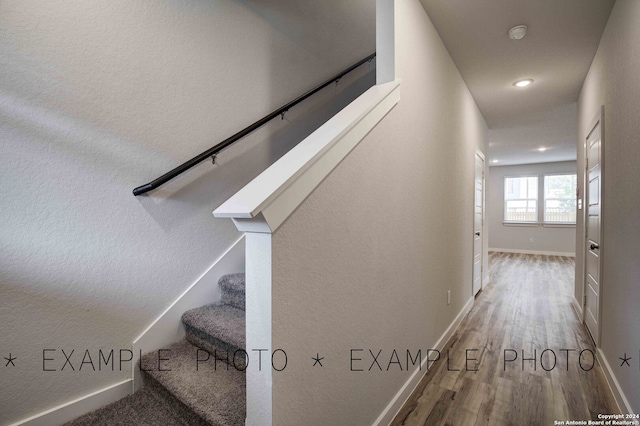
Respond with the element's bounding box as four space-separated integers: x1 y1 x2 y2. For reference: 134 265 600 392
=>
489 248 575 257
596 348 633 414
214 80 401 233
132 235 245 391
372 297 475 426
570 296 583 321
9 380 131 426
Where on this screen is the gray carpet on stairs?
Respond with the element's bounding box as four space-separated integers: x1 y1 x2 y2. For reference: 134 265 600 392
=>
182 303 246 363
66 273 246 425
140 340 245 426
219 273 245 310
66 340 245 426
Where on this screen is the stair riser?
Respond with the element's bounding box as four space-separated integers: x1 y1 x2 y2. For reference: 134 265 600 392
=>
141 370 210 426
221 290 245 311
218 273 245 311
185 326 247 370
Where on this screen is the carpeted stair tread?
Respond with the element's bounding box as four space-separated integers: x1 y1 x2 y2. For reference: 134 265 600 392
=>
182 303 245 351
218 273 245 311
64 387 188 426
140 339 245 426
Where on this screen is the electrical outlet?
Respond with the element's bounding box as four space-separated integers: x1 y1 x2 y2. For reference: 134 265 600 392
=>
447 290 451 305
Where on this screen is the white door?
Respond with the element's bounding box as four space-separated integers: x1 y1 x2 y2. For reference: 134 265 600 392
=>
473 152 484 296
584 109 603 345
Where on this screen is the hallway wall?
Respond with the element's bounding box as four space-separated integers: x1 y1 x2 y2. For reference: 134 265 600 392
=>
488 161 577 256
576 0 640 413
269 0 488 423
0 1 374 423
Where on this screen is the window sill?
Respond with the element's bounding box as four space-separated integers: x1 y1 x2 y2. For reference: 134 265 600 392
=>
501 221 576 228
502 222 539 227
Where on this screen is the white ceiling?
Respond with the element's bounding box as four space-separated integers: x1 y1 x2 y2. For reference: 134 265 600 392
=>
419 0 615 165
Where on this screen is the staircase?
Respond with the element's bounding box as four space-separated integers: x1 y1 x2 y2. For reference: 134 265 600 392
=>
66 274 247 426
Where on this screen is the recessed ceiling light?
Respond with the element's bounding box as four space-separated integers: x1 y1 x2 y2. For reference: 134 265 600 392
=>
538 147 547 152
514 79 534 88
492 159 499 163
508 25 528 40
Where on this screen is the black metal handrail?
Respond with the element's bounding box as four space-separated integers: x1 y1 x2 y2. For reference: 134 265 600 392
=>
133 52 376 196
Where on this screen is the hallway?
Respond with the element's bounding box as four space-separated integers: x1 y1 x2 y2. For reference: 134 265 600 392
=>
392 252 619 425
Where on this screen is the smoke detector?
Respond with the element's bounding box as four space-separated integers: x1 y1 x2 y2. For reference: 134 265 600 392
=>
508 25 528 40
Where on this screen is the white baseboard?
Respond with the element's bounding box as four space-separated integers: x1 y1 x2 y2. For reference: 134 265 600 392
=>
571 296 583 321
432 297 474 351
132 235 245 391
372 296 475 426
596 348 634 414
489 248 575 257
9 380 131 426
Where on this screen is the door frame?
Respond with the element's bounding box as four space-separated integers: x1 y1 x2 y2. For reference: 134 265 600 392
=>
582 105 605 346
472 150 486 297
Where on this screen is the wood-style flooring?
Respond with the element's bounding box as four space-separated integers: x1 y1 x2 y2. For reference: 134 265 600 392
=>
391 252 619 426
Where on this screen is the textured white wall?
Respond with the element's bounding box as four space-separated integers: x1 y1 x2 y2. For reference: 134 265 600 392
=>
268 1 488 424
488 161 577 255
576 0 640 412
0 0 373 423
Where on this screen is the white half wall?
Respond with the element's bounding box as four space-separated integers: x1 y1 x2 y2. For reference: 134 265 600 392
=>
488 161 577 255
216 78 402 425
576 0 640 413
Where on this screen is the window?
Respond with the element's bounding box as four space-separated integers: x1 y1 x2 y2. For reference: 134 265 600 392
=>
544 174 577 224
502 173 577 226
504 176 538 222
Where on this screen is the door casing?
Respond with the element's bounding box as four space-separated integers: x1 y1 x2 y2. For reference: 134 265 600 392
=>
472 150 485 297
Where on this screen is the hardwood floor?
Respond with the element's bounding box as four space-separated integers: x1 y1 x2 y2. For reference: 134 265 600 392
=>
391 252 619 426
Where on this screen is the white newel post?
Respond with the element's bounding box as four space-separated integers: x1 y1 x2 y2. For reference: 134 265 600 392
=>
244 227 273 426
